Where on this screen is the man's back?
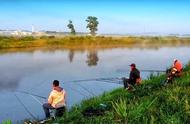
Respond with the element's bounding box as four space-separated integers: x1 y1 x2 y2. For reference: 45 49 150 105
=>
174 60 183 72
129 68 140 84
48 86 66 108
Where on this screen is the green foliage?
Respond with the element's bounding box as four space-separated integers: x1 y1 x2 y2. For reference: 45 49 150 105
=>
0 36 190 49
67 20 76 35
112 98 128 123
2 120 12 124
86 16 99 36
19 36 35 41
48 36 55 39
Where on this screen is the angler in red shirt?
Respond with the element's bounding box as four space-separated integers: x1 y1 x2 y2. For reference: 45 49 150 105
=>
165 59 183 84
173 59 183 72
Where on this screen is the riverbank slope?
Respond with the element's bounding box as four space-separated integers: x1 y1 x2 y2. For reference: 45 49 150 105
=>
52 62 190 123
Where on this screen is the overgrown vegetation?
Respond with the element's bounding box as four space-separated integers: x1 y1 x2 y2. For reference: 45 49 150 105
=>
0 36 190 49
1 120 12 124
50 62 190 123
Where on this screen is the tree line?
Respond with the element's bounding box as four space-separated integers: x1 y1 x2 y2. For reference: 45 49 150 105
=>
67 16 99 36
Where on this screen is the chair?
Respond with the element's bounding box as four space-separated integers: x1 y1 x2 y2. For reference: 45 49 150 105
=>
50 106 66 119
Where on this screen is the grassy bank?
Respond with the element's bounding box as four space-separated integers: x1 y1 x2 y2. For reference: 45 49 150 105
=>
0 36 190 49
50 62 190 124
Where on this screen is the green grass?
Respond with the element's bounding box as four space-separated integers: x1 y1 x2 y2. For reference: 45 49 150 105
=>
50 62 190 124
0 36 190 49
1 120 12 124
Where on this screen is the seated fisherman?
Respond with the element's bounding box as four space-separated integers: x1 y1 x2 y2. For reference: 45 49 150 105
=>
43 80 66 119
166 59 183 84
172 59 183 76
123 63 141 90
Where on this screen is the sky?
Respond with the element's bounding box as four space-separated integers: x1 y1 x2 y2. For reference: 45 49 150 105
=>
0 0 190 34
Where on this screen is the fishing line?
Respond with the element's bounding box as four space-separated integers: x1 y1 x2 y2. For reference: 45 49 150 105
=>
15 90 46 99
62 76 123 85
117 69 166 73
28 78 49 92
63 77 121 83
75 83 96 97
14 93 37 120
30 95 43 106
64 83 89 98
61 77 123 97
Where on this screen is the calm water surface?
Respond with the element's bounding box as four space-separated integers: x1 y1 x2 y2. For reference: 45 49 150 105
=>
0 47 190 122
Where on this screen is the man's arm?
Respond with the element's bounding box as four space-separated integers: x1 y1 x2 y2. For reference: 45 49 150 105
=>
48 93 53 104
129 71 134 82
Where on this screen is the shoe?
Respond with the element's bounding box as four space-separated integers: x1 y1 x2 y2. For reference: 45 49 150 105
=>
127 86 132 91
40 118 52 124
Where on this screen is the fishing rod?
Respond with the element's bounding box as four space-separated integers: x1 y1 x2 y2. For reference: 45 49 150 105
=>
141 70 166 72
14 90 46 99
61 77 123 96
63 77 122 84
28 78 49 92
96 78 123 85
65 84 89 98
74 83 96 97
62 77 123 86
14 93 37 120
117 69 166 73
30 95 44 105
75 79 123 96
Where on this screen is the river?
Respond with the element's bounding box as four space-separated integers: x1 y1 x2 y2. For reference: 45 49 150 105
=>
0 46 190 122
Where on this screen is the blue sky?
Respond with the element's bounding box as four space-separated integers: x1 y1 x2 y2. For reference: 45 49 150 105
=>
0 0 190 34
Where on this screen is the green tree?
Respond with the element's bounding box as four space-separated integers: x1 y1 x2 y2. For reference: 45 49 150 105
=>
67 20 76 35
86 16 99 36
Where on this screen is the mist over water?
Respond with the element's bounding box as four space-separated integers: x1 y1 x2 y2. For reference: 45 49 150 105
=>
0 47 190 122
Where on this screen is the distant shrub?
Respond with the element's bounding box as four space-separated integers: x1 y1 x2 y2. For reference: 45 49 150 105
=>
0 36 12 42
20 36 35 41
48 36 55 39
40 36 48 39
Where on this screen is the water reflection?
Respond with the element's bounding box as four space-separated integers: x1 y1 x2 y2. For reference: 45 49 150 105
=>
0 47 190 93
86 50 99 66
0 76 20 91
68 50 75 63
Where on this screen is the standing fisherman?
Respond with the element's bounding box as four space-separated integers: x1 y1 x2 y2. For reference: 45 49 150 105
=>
123 63 141 90
43 80 66 119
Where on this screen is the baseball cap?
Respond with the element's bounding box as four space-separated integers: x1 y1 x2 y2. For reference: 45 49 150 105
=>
129 63 136 67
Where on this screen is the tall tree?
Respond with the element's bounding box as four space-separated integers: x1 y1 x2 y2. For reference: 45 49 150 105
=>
86 16 99 36
67 20 76 35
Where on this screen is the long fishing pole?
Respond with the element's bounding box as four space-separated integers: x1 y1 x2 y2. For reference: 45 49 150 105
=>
63 77 122 84
74 79 123 97
71 77 123 96
61 77 123 97
15 90 46 99
14 93 37 120
75 83 95 96
60 78 123 98
96 78 123 85
30 95 43 105
117 69 166 73
140 70 166 72
65 84 89 98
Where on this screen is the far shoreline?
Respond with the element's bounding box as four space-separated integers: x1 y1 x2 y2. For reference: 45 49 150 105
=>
0 35 190 51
